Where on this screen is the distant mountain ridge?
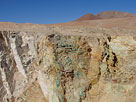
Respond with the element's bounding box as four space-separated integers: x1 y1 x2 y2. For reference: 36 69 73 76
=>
75 13 101 21
75 11 136 21
97 11 136 19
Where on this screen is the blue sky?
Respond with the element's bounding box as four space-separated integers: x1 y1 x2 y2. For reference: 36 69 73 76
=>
0 0 136 24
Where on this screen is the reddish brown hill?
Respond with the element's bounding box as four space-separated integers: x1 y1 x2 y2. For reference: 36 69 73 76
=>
96 11 136 19
75 13 101 21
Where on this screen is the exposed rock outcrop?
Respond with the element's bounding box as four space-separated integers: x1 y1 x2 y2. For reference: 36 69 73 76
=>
0 27 136 102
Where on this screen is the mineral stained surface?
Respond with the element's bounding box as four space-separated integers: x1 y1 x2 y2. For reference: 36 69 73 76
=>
0 27 136 102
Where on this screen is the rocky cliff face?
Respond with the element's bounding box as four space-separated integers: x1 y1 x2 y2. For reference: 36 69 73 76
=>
0 27 136 102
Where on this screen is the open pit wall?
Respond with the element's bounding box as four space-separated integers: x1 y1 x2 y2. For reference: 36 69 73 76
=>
0 30 136 102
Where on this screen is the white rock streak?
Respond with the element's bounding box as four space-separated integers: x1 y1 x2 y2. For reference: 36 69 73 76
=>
0 52 12 100
38 70 59 102
10 37 27 79
0 68 12 98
